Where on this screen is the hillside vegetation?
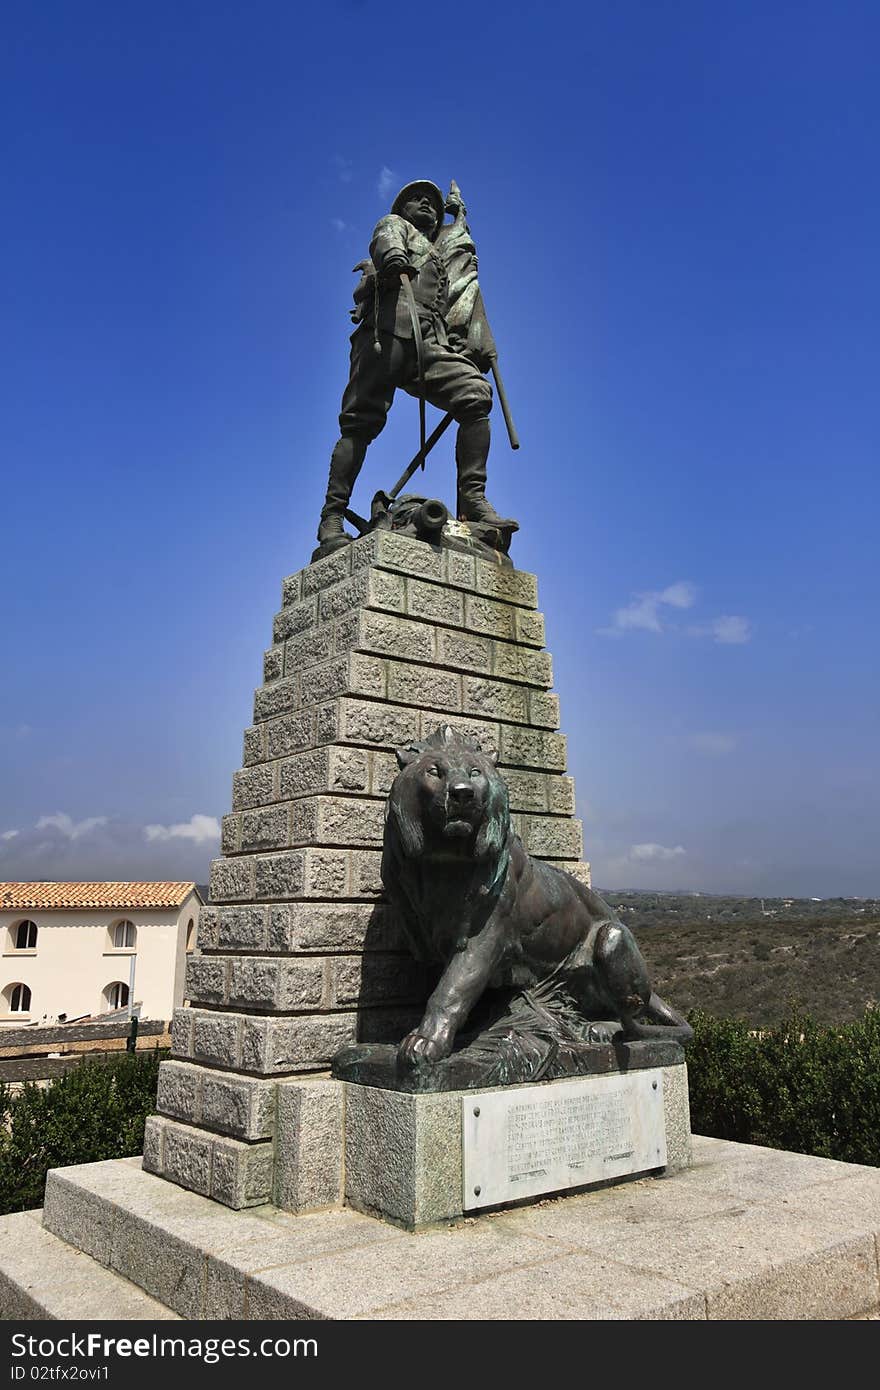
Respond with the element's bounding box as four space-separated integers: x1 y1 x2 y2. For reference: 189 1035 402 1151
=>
601 892 880 1027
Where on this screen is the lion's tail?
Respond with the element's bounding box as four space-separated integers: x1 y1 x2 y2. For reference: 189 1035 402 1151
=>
623 991 694 1045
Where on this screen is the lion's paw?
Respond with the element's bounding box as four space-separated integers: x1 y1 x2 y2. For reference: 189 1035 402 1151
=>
397 1029 452 1068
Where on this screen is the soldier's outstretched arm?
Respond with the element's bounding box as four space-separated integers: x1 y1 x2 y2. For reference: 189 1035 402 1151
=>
369 216 414 277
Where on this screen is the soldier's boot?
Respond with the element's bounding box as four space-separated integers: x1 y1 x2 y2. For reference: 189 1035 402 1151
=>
455 418 519 531
315 435 368 553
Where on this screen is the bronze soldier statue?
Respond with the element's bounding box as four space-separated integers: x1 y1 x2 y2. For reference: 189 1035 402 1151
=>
315 180 519 555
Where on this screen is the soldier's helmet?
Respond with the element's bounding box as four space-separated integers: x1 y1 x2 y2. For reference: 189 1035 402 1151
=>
390 181 446 240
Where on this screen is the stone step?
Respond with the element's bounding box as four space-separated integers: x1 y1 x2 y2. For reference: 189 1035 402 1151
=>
266 608 551 689
218 796 582 858
243 697 566 772
0 1209 180 1320
25 1138 880 1320
253 653 555 728
283 530 539 611
232 743 574 814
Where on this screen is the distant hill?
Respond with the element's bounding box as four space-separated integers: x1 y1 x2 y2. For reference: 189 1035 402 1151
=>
598 891 880 1027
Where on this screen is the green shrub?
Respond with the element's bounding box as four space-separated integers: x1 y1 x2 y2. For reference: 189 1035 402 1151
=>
687 1006 880 1166
0 1049 165 1216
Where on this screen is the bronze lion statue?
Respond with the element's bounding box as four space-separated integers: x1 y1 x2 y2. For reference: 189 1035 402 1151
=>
382 724 692 1068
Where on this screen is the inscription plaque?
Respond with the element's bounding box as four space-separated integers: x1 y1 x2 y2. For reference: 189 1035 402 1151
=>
462 1070 667 1210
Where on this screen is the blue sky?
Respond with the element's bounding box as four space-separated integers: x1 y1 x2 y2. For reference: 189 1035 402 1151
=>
2 1 878 895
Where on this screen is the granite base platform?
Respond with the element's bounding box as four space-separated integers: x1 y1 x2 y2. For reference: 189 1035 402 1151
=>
2 1137 879 1320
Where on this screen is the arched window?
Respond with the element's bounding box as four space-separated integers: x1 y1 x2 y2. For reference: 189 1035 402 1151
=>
112 920 136 950
186 918 196 953
6 983 31 1013
14 921 37 950
104 981 129 1011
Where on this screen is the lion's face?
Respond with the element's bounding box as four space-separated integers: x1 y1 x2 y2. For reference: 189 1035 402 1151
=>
388 725 510 862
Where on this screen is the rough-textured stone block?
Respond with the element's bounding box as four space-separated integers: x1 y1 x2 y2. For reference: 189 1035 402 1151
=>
503 769 550 812
327 652 387 704
522 816 584 859
442 549 477 590
283 623 334 672
264 710 315 760
201 1073 277 1141
278 745 370 800
475 560 538 608
338 697 420 748
263 646 283 682
232 764 277 810
281 571 302 607
301 546 352 595
184 956 228 1005
515 608 546 646
162 1120 213 1198
387 660 461 711
303 846 349 896
269 901 406 953
406 576 464 626
662 1063 692 1175
370 749 399 795
197 906 220 950
344 1084 463 1228
353 528 444 581
274 1078 345 1212
227 956 326 1012
347 610 436 665
501 725 567 770
273 595 318 641
156 1060 203 1125
318 567 407 623
171 1008 194 1059
417 709 500 755
435 627 494 674
492 642 553 688
333 954 428 1006
464 591 516 640
330 745 372 791
211 1136 275 1208
221 813 240 854
350 849 383 896
209 855 256 902
290 795 385 848
42 1169 116 1265
214 905 267 950
463 675 528 723
279 746 332 798
240 805 290 851
528 690 560 729
254 678 298 723
239 1013 358 1075
192 1012 241 1068
548 774 576 814
254 849 305 898
142 1115 164 1174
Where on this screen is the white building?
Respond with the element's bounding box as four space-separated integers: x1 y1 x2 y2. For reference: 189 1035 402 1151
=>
0 882 202 1026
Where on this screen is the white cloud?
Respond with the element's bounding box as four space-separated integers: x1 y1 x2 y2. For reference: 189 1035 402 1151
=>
629 843 687 862
330 218 346 233
686 733 736 756
377 166 396 200
599 581 697 636
36 812 108 840
144 814 221 845
1 830 18 841
687 615 752 644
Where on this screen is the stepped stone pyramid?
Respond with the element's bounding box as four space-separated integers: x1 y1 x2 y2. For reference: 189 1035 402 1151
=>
144 529 589 1209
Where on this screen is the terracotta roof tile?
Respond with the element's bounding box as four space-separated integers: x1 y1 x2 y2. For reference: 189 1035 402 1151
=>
0 882 199 911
